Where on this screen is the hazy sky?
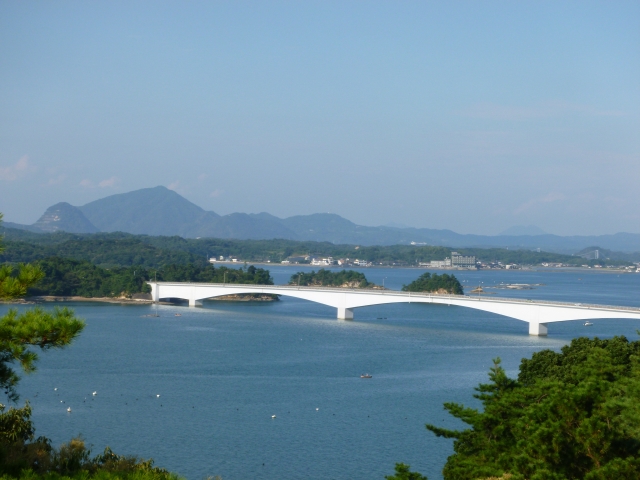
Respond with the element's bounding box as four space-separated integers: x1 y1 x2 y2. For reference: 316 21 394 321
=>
1 1 638 236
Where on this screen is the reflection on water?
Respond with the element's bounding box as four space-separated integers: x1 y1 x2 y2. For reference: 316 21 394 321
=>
3 268 640 480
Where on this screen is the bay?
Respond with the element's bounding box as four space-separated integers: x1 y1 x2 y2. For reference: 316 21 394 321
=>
3 267 640 480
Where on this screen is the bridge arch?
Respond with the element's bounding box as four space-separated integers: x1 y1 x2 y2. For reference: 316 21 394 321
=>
148 282 640 336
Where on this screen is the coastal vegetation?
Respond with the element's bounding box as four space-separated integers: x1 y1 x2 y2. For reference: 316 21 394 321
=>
27 257 273 298
289 269 373 288
402 273 463 295
1 227 632 268
418 336 640 479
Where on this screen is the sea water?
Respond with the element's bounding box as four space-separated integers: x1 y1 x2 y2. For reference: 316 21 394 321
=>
3 267 640 480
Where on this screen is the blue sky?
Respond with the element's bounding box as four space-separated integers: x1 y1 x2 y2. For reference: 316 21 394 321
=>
1 1 638 235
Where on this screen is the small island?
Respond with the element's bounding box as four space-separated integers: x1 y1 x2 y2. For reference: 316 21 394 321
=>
402 272 463 295
289 269 377 288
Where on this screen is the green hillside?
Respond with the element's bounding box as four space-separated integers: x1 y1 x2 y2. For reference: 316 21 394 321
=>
0 227 633 268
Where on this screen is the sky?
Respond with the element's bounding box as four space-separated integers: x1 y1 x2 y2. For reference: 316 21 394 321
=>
1 1 638 236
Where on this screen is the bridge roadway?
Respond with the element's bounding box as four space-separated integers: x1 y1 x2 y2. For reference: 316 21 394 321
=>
148 281 640 336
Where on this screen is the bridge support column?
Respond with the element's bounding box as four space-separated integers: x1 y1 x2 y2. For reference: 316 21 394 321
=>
337 307 354 320
189 298 203 307
529 322 548 336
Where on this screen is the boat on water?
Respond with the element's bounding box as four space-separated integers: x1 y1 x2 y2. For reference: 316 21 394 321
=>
584 321 593 326
360 374 372 379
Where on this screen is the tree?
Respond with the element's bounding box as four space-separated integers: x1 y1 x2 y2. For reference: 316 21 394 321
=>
0 214 181 478
0 213 86 402
0 213 45 300
385 463 429 480
402 272 463 295
424 337 640 479
289 269 372 288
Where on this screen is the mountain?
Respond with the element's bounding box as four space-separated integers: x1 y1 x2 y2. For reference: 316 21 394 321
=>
33 202 99 233
7 186 640 253
201 212 295 240
79 186 219 237
500 225 547 236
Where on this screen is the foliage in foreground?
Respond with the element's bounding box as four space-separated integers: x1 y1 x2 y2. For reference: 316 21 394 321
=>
0 307 85 402
0 404 179 479
289 269 373 288
1 213 179 479
424 336 640 479
402 272 463 295
385 463 428 480
2 214 86 402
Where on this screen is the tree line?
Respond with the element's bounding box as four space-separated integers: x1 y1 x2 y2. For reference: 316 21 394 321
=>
2 227 630 268
28 257 273 298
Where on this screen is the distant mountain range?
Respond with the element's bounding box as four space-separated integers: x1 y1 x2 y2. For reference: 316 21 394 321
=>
4 186 640 253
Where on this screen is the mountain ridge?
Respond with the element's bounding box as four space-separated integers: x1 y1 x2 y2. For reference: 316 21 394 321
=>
5 186 640 253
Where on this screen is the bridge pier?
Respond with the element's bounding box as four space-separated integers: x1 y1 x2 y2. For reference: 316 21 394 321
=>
189 298 203 307
337 307 354 320
529 322 548 336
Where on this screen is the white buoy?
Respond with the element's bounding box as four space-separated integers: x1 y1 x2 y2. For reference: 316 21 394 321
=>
67 407 71 412
316 408 319 411
54 388 57 391
271 414 276 419
156 394 160 398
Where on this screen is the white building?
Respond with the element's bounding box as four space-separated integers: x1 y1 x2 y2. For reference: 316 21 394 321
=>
451 252 476 268
429 258 452 268
310 257 336 266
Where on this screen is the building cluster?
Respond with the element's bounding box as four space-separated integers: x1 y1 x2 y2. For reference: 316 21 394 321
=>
419 252 477 270
477 261 522 270
281 256 373 267
210 254 640 272
210 255 241 263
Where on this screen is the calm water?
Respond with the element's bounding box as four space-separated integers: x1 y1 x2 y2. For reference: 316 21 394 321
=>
3 267 640 480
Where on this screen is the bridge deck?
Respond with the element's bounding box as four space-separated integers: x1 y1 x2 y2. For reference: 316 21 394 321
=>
148 281 640 336
150 281 640 314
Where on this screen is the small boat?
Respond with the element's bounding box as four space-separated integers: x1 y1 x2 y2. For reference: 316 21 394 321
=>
584 321 593 326
67 407 71 413
175 313 182 317
360 374 372 379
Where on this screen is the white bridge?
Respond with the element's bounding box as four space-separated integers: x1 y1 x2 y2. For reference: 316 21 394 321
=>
148 282 640 336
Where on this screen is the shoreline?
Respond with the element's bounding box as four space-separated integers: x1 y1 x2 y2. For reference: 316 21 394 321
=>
3 293 279 306
215 261 635 273
14 296 159 305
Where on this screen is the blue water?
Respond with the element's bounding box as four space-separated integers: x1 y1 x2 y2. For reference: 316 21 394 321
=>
3 268 640 480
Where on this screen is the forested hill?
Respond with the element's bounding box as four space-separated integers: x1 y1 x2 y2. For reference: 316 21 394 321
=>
289 269 374 288
0 227 633 268
402 272 464 295
29 258 273 298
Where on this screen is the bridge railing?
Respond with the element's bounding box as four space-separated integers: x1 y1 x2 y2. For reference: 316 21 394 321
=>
148 281 640 313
